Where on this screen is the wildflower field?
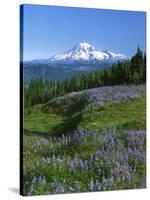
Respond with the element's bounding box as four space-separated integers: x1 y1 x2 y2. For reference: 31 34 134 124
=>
23 84 146 195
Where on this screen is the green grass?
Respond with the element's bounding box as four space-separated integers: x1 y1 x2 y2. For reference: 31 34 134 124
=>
24 105 65 135
23 95 146 195
80 97 146 130
24 97 146 136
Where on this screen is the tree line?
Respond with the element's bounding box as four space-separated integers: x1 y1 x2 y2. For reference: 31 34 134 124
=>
24 47 146 108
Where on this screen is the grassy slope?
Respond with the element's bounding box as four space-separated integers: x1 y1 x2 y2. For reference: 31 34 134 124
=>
23 95 146 195
24 96 146 137
80 97 146 130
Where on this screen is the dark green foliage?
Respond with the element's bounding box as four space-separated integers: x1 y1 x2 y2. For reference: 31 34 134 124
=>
24 47 146 108
44 93 88 116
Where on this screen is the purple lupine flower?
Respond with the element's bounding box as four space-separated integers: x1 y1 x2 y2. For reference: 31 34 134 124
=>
88 178 95 191
78 160 85 169
38 176 46 185
95 150 102 159
95 180 102 190
55 185 65 193
141 176 146 188
69 162 76 172
74 181 81 191
50 181 57 189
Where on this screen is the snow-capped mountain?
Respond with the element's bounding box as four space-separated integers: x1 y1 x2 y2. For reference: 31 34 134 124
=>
49 42 129 64
24 43 130 81
25 42 129 65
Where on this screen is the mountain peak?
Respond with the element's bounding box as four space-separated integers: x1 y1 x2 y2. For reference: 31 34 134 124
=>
26 42 129 65
74 42 96 51
77 42 93 48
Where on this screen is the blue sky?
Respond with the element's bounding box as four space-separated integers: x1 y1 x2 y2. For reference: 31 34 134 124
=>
21 4 146 61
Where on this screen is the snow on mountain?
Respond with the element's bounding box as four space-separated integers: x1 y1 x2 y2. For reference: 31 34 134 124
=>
103 50 129 62
49 42 129 64
25 42 129 65
50 43 106 62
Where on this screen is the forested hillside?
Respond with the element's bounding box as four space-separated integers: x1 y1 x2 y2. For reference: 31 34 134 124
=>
24 47 146 107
